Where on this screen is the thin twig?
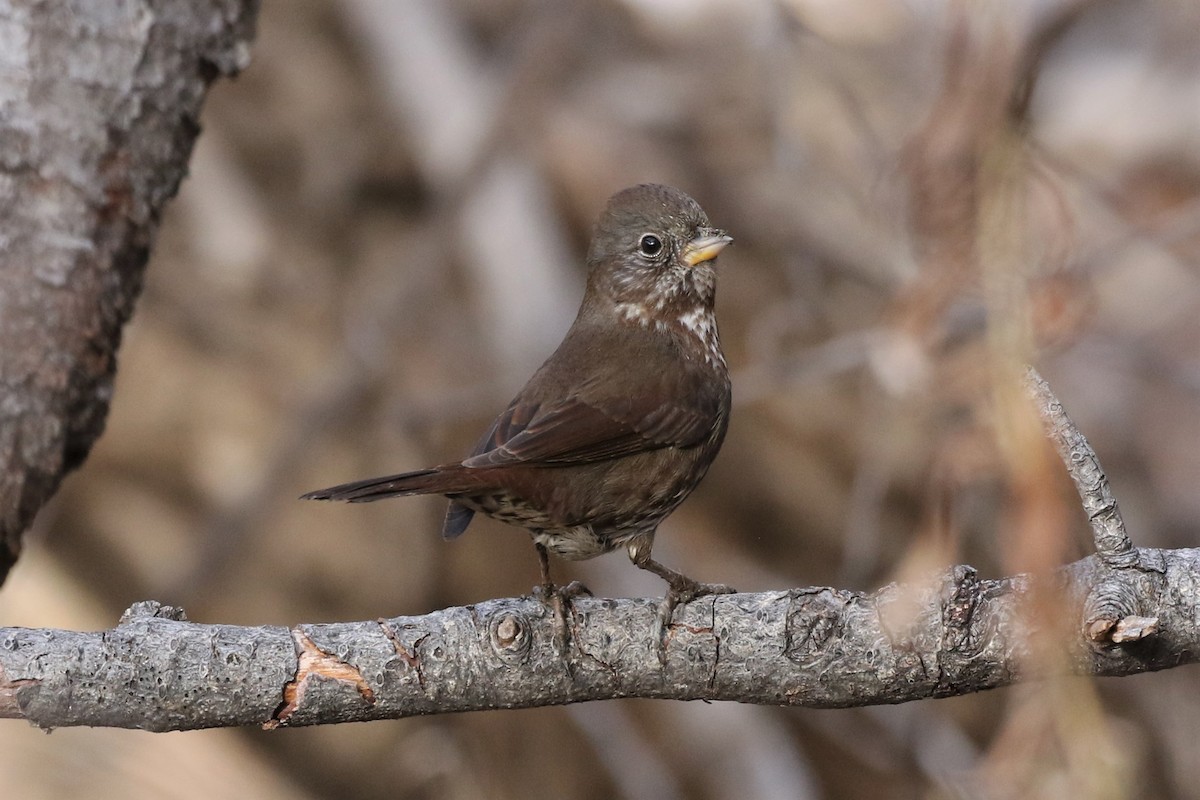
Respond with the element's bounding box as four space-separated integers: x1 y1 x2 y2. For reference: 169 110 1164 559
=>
1023 366 1136 567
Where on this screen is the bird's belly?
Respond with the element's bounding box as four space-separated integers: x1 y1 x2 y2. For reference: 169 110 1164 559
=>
456 489 619 560
455 448 708 560
531 528 613 560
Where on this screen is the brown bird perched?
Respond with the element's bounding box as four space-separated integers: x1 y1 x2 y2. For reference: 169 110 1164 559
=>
303 183 734 620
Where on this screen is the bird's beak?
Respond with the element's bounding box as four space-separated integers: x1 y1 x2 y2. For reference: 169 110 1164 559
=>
681 231 733 267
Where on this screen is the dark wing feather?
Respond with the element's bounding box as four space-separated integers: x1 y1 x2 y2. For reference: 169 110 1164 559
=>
441 400 542 538
461 386 721 469
442 502 475 538
442 325 729 534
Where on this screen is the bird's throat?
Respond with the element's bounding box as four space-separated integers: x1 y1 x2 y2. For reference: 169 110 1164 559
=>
614 301 725 369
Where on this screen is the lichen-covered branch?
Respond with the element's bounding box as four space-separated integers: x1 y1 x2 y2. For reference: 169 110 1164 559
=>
0 0 260 584
0 547 1193 731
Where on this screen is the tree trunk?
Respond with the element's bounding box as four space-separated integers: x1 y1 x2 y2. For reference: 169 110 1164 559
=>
0 0 259 582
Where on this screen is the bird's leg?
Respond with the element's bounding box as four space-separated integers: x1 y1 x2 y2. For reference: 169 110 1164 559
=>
530 542 591 667
536 542 554 594
532 542 591 601
630 547 735 609
629 543 734 657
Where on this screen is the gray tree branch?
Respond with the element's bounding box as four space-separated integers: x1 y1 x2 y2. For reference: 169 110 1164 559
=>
0 0 259 583
0 544 1191 731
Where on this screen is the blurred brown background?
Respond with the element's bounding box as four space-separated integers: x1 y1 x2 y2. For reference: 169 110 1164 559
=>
3 0 1200 797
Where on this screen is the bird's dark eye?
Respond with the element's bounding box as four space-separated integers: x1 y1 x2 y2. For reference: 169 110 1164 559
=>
638 234 663 257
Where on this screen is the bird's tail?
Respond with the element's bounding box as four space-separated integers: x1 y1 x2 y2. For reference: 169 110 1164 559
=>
300 466 476 503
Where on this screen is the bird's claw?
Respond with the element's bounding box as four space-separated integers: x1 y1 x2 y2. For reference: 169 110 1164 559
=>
531 580 592 605
670 580 735 608
532 580 592 670
655 580 735 665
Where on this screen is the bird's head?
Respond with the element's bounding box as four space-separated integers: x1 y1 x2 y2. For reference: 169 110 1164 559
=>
584 184 732 324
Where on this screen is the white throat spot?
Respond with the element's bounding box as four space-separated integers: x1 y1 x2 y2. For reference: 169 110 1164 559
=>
615 302 649 324
616 302 668 331
677 308 724 367
678 308 714 341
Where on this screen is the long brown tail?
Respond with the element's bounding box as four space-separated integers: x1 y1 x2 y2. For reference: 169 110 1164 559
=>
300 466 477 503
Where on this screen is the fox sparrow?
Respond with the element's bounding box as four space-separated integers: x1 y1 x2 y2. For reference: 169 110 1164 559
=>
303 183 734 619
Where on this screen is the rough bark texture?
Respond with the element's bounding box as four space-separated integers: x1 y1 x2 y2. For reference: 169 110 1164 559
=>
0 0 259 583
0 547 1190 731
1024 367 1136 567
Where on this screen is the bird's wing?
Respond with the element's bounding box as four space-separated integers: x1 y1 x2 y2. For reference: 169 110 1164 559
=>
461 379 726 469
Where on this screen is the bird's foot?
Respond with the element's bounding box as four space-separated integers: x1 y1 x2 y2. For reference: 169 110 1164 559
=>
531 543 591 611
532 580 592 668
667 577 735 609
531 579 593 606
655 578 735 664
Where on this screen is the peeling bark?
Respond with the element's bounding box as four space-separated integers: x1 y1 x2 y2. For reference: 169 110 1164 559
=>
0 0 259 582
